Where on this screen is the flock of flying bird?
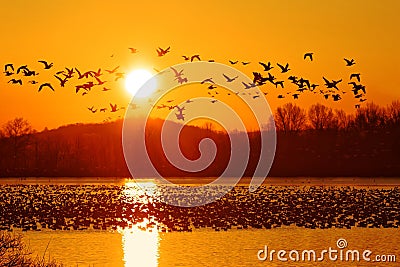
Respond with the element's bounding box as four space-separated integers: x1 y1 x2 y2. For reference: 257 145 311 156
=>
2 46 367 122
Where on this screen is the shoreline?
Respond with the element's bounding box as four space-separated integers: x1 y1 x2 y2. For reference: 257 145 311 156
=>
0 176 398 186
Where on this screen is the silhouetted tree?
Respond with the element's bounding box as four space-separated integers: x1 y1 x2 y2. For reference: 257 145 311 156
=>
334 109 354 130
386 100 400 127
354 102 386 130
2 118 35 168
308 103 337 130
275 103 307 133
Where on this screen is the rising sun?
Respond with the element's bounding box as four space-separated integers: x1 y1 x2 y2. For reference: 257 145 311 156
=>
125 69 157 98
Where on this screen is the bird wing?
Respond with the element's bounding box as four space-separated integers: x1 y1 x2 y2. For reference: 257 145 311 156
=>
170 67 180 76
323 77 330 84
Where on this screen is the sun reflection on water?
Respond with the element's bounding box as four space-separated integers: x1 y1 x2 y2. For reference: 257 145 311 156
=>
121 180 160 267
121 226 159 267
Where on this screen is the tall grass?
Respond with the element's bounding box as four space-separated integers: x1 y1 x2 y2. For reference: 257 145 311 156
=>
0 231 63 267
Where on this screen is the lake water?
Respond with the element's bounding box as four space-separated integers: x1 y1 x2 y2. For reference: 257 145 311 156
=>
1 177 399 266
21 227 399 267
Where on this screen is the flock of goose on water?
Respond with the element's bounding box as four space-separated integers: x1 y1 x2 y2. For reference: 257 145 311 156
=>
0 184 397 233
2 47 368 122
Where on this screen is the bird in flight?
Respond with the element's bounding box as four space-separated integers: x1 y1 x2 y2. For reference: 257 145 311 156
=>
38 60 53 69
292 93 300 99
128 48 138 53
208 84 217 90
175 112 185 121
8 79 22 85
3 71 13 76
259 61 273 71
277 63 290 73
105 66 120 74
170 66 184 78
344 58 355 66
229 60 238 65
201 78 214 84
332 94 342 101
102 87 111 92
242 61 251 65
16 65 29 74
54 75 68 87
304 53 313 61
191 55 201 62
88 106 97 113
242 82 256 89
157 46 170 57
110 103 119 112
5 63 14 72
323 77 342 90
222 73 238 82
175 106 185 113
38 83 54 92
182 55 190 61
350 73 361 82
274 81 284 88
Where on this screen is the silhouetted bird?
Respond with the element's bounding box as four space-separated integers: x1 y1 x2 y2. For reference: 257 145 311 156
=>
157 47 170 57
323 77 342 90
3 71 13 76
304 52 314 61
344 58 355 66
350 73 361 82
8 79 22 85
105 66 120 74
274 81 284 88
229 60 238 65
38 83 54 92
16 65 29 74
332 94 342 101
277 63 290 73
110 103 118 112
259 61 273 71
201 78 214 84
191 55 201 62
38 60 53 69
222 73 238 82
5 63 14 72
242 61 251 65
88 106 97 113
54 75 68 87
182 56 190 61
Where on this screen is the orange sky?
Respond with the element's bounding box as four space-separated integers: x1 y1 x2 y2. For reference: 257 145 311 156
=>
1 0 399 131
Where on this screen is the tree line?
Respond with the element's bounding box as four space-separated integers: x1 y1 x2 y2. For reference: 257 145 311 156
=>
0 101 399 177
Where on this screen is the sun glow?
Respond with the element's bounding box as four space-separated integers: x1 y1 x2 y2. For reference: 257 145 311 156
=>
125 69 157 98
